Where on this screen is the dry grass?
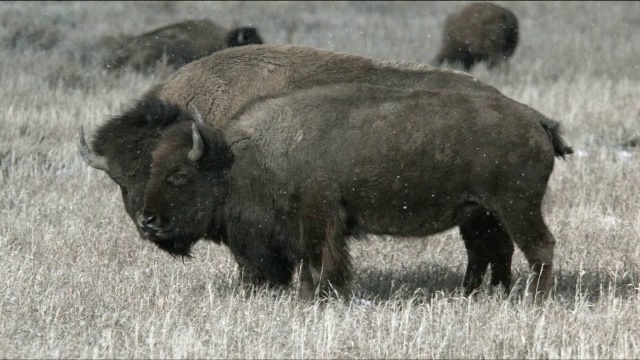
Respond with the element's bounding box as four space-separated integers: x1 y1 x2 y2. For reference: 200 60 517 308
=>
1 1 639 358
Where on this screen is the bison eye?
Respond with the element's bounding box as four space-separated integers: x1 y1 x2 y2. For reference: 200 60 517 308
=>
168 172 188 186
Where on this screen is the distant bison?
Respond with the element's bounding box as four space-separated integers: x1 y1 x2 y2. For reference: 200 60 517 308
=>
434 2 519 71
138 83 572 300
79 44 508 295
104 19 263 72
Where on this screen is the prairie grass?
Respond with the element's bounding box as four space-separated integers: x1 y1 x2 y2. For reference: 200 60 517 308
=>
1 1 639 358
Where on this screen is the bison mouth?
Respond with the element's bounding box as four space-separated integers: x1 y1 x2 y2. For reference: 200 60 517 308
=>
144 231 197 258
137 222 197 258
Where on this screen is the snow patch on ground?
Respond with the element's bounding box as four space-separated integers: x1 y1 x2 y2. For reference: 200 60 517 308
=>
597 215 639 235
354 298 373 307
600 215 624 230
572 149 635 161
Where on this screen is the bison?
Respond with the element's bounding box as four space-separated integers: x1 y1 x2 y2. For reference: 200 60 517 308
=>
137 83 573 300
79 44 509 294
103 19 263 72
434 2 519 71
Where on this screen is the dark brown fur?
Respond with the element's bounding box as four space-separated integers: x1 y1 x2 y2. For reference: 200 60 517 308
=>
79 45 507 294
89 98 191 232
140 84 572 300
83 45 501 242
104 19 263 72
434 2 519 71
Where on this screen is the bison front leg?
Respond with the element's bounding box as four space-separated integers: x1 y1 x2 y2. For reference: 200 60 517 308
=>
459 210 514 295
297 211 352 301
233 249 295 289
226 222 296 290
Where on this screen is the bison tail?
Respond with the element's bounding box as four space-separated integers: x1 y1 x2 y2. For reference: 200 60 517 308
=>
540 118 574 160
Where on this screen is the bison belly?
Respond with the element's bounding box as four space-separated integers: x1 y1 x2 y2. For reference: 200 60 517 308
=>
340 177 482 238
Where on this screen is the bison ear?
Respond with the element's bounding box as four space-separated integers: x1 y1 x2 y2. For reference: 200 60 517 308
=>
188 123 204 162
77 126 110 172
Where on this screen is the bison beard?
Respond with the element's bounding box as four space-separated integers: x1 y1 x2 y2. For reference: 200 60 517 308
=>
146 234 195 258
137 204 199 258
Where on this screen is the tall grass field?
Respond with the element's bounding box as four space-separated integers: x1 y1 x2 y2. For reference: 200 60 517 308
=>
1 1 639 358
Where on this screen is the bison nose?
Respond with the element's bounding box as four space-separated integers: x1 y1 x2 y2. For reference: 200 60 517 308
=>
139 211 163 232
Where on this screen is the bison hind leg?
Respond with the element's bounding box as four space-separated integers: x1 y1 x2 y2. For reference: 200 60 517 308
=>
299 235 352 301
297 205 353 301
494 202 555 301
460 210 513 295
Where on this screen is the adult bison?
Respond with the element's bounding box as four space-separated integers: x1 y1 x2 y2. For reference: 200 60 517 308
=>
104 19 263 72
138 83 572 300
78 44 507 293
434 2 519 71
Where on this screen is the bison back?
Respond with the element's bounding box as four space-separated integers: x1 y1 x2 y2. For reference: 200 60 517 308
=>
226 84 556 237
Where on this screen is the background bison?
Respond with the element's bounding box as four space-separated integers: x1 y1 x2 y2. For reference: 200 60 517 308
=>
103 19 263 72
138 84 572 300
434 2 519 71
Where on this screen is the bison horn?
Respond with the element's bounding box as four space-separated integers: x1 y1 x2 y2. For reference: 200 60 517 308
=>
77 126 110 172
188 123 204 162
188 102 205 125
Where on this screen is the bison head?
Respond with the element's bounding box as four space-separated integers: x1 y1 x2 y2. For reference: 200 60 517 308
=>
138 118 233 257
78 97 196 240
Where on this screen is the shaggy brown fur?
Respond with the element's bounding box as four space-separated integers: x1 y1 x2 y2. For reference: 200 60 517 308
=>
79 44 507 293
84 44 502 234
152 44 500 126
104 19 263 72
434 2 519 71
140 83 572 300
